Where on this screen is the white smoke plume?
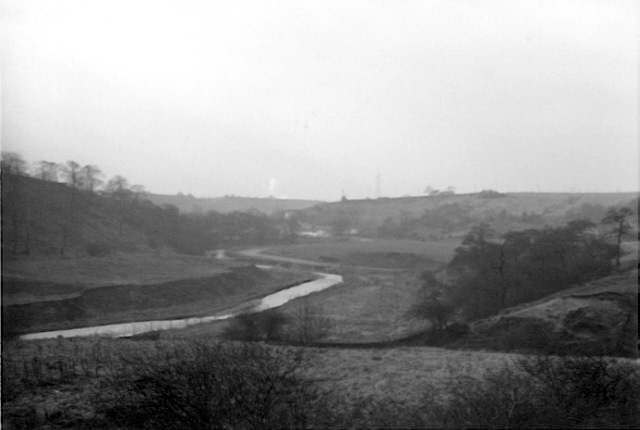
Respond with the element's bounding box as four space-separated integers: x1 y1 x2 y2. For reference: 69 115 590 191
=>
269 178 278 197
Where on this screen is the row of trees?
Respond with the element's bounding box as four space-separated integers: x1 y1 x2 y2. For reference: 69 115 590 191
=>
1 152 145 196
1 152 151 256
413 207 634 323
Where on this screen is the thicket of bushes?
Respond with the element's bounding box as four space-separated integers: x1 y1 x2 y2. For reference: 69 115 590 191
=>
410 214 632 329
4 338 639 429
418 354 640 429
223 301 333 345
92 341 325 429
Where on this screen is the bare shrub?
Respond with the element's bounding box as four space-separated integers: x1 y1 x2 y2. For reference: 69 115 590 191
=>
306 393 425 429
418 354 640 429
223 309 290 341
419 367 545 429
517 354 640 428
287 299 332 344
93 341 324 429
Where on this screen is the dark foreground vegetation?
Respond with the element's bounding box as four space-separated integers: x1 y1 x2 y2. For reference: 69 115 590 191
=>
3 338 639 429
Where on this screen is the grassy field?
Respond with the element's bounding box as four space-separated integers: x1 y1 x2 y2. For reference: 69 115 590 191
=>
2 252 244 296
265 237 459 268
157 265 431 344
0 336 522 426
277 267 431 342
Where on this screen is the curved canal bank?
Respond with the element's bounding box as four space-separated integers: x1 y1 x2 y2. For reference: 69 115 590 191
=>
19 272 342 340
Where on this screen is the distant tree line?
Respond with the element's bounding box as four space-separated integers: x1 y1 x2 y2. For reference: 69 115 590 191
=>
1 152 298 256
376 199 636 241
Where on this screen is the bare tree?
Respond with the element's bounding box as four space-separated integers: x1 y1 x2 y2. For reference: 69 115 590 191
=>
409 271 456 330
289 299 332 344
601 206 634 268
31 161 59 181
106 175 131 198
106 175 133 234
56 161 86 255
130 184 147 201
1 152 29 254
80 165 104 193
61 160 83 189
1 151 27 177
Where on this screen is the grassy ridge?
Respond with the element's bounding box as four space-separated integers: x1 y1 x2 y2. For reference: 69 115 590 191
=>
298 192 639 238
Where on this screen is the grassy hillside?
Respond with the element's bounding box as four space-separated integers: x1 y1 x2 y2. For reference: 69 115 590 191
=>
1 174 299 257
2 253 246 305
298 192 639 238
1 175 165 256
460 269 639 357
144 193 323 215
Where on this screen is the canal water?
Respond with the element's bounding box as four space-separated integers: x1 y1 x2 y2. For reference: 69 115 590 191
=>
20 272 342 341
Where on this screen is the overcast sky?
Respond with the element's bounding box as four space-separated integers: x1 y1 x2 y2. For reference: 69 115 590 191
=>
2 0 638 200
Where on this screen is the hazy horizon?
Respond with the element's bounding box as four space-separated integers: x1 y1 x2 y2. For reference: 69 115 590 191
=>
2 0 638 200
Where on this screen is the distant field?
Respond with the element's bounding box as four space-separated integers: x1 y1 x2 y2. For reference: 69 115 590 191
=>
280 268 431 342
2 252 243 289
264 238 459 268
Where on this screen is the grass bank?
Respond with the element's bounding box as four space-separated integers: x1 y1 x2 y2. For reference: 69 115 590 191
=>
2 264 316 337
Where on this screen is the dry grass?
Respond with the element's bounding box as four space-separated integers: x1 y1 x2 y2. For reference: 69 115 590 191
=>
153 265 431 343
258 268 431 343
1 336 524 428
266 238 459 266
5 330 638 428
3 252 241 288
2 252 247 306
301 346 522 405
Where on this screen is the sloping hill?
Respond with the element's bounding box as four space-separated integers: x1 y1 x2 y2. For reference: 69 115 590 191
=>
466 269 639 357
297 192 639 238
1 174 316 258
144 193 323 215
1 175 161 256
